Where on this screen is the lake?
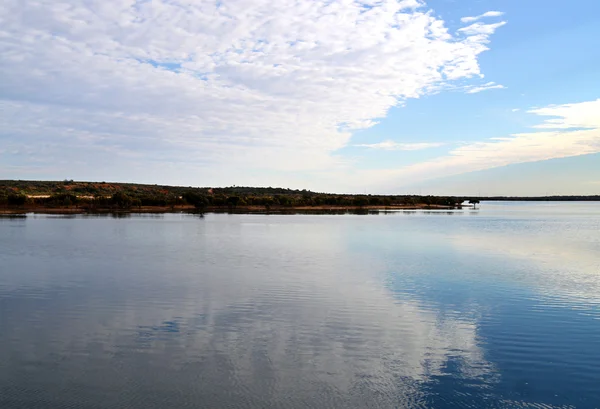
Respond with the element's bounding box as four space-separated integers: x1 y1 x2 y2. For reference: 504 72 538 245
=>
1 202 599 408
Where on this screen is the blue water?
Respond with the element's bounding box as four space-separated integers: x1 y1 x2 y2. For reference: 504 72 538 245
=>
1 202 599 408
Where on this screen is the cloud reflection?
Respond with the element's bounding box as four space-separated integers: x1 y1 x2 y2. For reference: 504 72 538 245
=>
0 214 495 407
450 209 600 306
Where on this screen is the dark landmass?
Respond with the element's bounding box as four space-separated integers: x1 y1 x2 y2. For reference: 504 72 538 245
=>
0 180 466 214
0 180 597 215
481 195 600 201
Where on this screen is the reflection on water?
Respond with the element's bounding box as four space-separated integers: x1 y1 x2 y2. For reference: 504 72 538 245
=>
0 214 27 219
1 203 599 408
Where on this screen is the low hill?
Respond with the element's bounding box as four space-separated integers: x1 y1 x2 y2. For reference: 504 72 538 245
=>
0 180 462 212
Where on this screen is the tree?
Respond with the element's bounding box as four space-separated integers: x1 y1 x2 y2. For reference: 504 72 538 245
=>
353 196 369 207
111 192 133 209
226 196 241 208
7 194 27 207
469 199 480 209
182 191 209 210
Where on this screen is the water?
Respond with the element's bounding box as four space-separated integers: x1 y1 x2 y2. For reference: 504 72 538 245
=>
1 202 599 408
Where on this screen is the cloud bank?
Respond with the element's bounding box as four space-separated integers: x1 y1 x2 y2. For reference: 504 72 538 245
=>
361 99 600 191
0 0 505 188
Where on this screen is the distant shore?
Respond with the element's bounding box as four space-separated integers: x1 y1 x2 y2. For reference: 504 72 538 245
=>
4 181 598 217
0 203 458 215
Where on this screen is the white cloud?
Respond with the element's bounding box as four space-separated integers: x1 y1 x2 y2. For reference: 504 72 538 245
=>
0 0 505 188
359 99 600 191
416 98 600 172
530 99 600 130
458 21 507 36
466 81 506 94
461 11 505 24
355 141 445 150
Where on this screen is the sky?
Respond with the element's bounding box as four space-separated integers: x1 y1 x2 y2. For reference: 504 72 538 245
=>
1 0 599 195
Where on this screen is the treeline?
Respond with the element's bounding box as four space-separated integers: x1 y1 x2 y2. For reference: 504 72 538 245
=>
0 190 464 210
0 180 208 197
0 192 186 210
0 180 467 211
3 180 598 212
180 191 462 209
483 196 600 201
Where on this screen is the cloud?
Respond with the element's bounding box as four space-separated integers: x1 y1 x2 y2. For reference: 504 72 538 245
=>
461 11 505 24
410 98 600 174
0 0 505 188
360 99 600 191
466 82 506 94
458 21 507 36
529 99 600 130
355 141 445 150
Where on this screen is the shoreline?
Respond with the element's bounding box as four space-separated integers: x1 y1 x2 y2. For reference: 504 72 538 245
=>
0 204 458 215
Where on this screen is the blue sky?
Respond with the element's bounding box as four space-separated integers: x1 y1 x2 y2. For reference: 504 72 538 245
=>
1 0 599 194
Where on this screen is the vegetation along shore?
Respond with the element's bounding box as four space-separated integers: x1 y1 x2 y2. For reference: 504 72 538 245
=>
1 180 598 215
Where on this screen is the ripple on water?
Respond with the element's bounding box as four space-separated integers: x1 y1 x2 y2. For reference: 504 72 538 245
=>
1 209 600 408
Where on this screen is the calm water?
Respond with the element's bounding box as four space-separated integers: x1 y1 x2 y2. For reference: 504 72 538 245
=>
1 202 599 409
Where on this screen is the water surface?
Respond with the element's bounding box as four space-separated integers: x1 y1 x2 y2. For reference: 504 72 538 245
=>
1 202 599 408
